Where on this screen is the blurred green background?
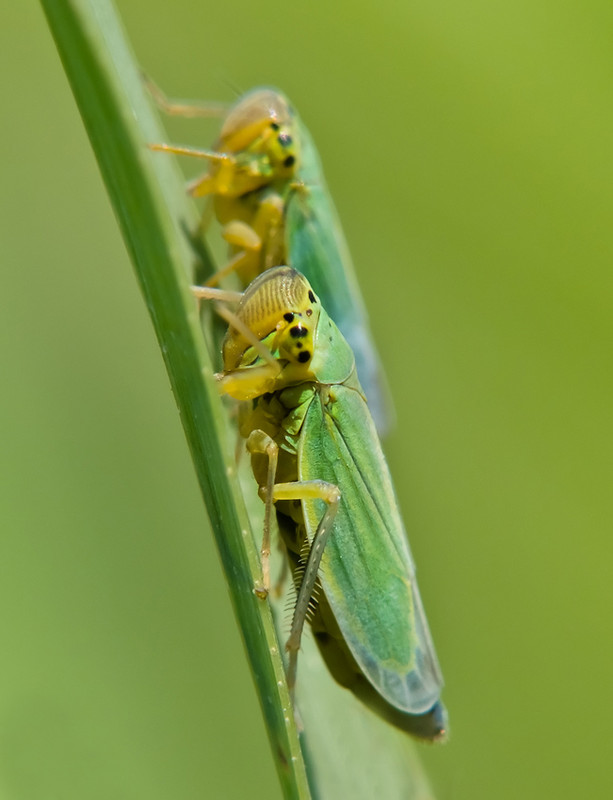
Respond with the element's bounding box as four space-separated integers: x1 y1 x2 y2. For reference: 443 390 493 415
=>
2 1 612 798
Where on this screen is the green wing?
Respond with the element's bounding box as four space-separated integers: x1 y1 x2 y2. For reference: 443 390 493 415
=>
298 385 443 715
285 121 394 436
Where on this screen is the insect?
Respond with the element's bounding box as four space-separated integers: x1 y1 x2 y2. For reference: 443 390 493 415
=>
149 83 394 436
199 265 447 741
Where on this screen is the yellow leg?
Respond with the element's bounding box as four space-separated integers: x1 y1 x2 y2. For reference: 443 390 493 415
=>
222 220 263 250
191 285 243 303
149 142 229 162
148 144 235 198
204 222 263 287
245 430 279 598
187 291 282 399
256 194 286 272
205 193 286 287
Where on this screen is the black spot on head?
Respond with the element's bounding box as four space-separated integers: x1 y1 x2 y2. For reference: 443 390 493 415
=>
290 325 308 338
296 342 303 349
278 133 293 146
283 312 294 322
298 351 311 363
283 155 295 168
270 121 280 131
308 290 316 302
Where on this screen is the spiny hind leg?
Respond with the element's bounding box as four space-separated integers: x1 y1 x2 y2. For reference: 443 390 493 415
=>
267 480 341 698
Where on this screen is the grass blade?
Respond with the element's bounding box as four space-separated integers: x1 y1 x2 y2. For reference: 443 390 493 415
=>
39 0 309 796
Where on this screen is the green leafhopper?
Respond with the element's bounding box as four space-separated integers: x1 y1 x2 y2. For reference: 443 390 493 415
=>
198 266 447 741
149 85 394 436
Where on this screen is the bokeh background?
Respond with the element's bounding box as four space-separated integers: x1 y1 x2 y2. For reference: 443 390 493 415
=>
2 2 612 798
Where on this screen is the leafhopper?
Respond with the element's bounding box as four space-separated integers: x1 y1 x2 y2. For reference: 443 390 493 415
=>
197 266 447 741
149 84 393 435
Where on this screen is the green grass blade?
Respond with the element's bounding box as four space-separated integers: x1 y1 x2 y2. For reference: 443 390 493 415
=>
39 0 309 797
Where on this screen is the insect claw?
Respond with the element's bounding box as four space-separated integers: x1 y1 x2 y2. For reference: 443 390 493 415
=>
253 582 268 599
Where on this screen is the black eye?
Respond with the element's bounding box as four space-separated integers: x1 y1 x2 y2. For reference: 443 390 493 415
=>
284 155 295 168
278 133 293 147
283 312 294 322
308 290 316 303
290 325 308 339
270 121 280 131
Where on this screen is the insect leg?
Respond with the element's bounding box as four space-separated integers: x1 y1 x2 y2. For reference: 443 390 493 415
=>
148 143 235 198
205 193 285 287
245 430 280 597
191 286 243 303
256 194 285 272
204 221 263 287
191 299 282 399
270 480 341 697
143 74 229 118
148 142 230 162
